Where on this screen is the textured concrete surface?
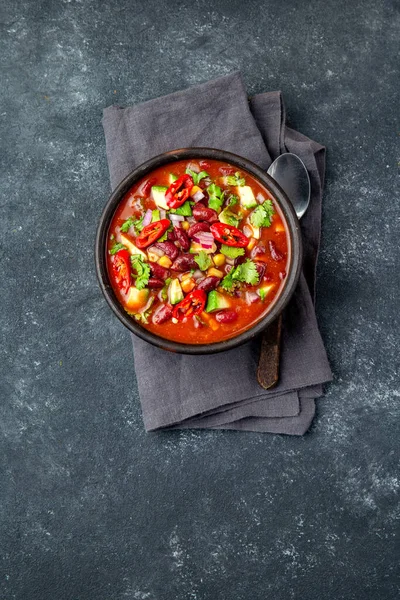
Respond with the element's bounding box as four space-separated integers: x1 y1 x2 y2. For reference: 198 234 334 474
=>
1 1 399 599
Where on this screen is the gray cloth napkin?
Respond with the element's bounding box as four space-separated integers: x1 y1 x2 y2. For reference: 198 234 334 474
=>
102 72 332 435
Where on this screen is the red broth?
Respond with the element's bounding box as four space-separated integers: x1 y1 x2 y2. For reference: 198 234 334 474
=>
107 159 290 344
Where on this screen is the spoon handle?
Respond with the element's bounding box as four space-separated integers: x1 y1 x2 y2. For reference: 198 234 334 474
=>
257 315 282 389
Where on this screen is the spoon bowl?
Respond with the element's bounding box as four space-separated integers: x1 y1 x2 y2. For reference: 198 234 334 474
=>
267 153 310 219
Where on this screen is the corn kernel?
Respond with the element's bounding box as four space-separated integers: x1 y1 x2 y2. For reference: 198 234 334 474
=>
190 185 202 197
213 253 226 267
207 267 224 278
158 255 172 268
209 319 219 331
247 237 257 251
181 271 192 281
181 221 190 231
181 278 195 293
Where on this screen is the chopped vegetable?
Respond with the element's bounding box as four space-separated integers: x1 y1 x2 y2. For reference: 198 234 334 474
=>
166 174 194 208
120 233 147 259
194 250 213 271
221 259 259 291
172 290 206 320
206 290 231 312
120 216 136 233
218 208 240 228
250 200 275 228
207 183 225 213
220 245 245 259
238 185 257 209
111 249 131 292
109 241 128 255
130 255 151 290
186 169 209 186
226 172 245 187
170 200 192 217
210 223 249 248
135 219 171 249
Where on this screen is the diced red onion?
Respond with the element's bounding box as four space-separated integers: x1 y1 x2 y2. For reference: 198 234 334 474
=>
243 225 253 238
192 190 205 203
256 193 265 203
193 316 200 329
142 208 153 227
245 291 260 305
148 245 164 257
187 162 199 173
170 214 184 225
186 217 196 225
193 232 214 246
225 258 235 266
159 209 166 220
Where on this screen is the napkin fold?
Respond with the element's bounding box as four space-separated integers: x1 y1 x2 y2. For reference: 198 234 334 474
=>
102 72 332 435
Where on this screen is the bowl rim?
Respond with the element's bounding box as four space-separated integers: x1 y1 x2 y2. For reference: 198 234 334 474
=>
95 147 303 354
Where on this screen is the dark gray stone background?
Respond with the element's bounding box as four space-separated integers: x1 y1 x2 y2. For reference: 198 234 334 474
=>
1 0 399 598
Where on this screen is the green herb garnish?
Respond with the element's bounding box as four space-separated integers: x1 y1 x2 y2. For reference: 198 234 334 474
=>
109 241 128 255
250 200 275 228
220 245 245 259
221 259 259 291
170 201 192 217
226 172 245 187
207 183 224 212
228 195 239 207
259 289 266 302
194 250 213 271
133 297 155 324
130 255 150 290
186 168 209 186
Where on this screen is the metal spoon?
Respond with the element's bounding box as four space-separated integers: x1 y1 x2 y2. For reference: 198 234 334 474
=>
267 152 310 219
257 152 311 390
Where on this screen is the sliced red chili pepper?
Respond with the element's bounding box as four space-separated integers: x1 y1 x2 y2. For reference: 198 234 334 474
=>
136 219 171 249
210 223 249 247
165 174 194 209
172 290 207 321
112 249 131 293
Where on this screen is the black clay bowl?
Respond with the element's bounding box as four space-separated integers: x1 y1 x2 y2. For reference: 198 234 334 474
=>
95 148 302 354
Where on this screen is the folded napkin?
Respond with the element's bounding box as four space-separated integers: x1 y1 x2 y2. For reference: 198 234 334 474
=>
102 72 332 435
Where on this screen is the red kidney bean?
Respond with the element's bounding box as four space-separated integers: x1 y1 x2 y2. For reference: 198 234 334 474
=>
187 222 211 238
269 240 284 261
219 166 236 176
192 203 218 223
196 276 220 293
254 261 266 280
251 244 266 259
167 229 177 241
147 277 164 288
174 226 190 251
215 310 238 323
199 160 211 169
149 262 169 280
140 177 157 197
234 255 247 266
171 254 197 271
152 303 173 324
155 241 179 261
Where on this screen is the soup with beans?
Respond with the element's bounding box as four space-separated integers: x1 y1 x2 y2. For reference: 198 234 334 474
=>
107 159 290 344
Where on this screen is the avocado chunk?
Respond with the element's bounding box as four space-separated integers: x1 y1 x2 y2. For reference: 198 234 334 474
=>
152 209 160 222
206 290 231 313
168 278 184 305
238 185 257 209
151 185 169 210
168 173 178 184
219 208 240 228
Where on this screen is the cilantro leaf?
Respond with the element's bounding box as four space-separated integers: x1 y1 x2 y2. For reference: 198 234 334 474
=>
220 245 245 259
130 215 145 234
186 168 209 186
130 255 150 290
120 216 136 233
250 200 275 228
109 241 128 255
234 259 259 285
226 172 245 187
221 259 259 290
207 183 224 212
194 250 213 271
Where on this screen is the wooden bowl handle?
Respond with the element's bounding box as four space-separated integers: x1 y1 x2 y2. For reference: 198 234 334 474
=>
257 314 282 389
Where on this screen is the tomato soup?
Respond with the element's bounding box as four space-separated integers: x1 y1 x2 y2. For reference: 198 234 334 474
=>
107 159 290 344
